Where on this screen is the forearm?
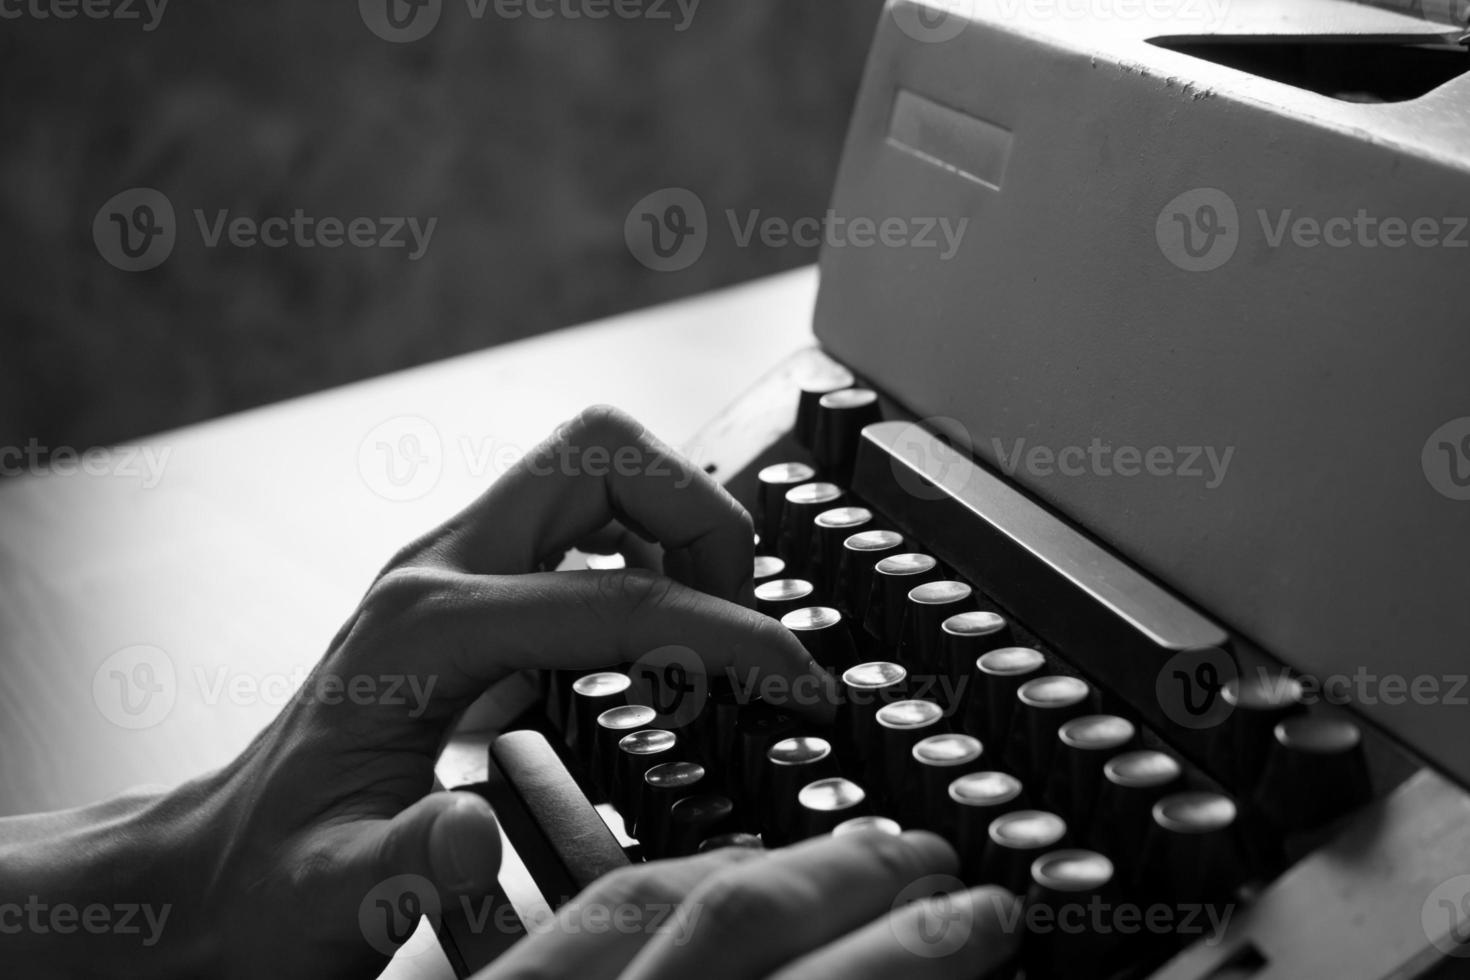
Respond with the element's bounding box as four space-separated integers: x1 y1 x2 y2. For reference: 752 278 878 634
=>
0 783 220 977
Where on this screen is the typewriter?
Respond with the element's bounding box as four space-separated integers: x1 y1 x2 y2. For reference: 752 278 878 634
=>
436 0 1470 976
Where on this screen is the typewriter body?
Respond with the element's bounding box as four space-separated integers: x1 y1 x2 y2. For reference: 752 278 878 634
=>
440 1 1470 976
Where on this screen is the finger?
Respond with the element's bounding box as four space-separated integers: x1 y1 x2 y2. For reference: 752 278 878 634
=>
571 520 667 573
350 567 836 723
419 406 754 604
618 830 959 980
767 886 1022 980
474 848 765 980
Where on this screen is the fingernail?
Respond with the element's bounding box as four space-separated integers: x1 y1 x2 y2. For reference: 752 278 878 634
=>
435 794 501 894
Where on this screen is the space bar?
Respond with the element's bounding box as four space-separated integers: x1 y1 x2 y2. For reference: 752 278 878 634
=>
851 421 1229 724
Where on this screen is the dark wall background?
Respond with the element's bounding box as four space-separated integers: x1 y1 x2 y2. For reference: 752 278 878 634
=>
0 0 885 453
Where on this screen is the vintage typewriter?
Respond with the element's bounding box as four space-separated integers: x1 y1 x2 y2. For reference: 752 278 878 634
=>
437 0 1470 976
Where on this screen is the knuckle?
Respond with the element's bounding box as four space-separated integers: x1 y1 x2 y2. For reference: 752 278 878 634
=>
865 830 928 881
605 568 680 617
363 567 458 631
689 872 785 938
570 404 640 446
582 863 677 909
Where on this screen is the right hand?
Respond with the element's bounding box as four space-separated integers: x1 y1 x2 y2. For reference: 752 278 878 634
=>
475 830 1020 980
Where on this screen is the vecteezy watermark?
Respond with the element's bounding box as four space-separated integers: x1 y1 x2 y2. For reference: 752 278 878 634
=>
1423 417 1470 501
356 415 705 502
625 187 969 272
92 645 439 730
0 439 171 488
360 875 443 958
0 898 172 947
359 0 698 43
991 437 1235 489
890 0 973 43
1157 187 1469 272
1423 875 1470 958
0 0 168 30
93 188 437 272
1156 648 1238 730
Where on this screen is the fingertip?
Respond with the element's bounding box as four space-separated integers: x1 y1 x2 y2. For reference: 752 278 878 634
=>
897 830 960 875
431 792 502 895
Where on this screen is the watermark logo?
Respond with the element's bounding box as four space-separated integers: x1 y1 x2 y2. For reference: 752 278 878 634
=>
891 0 972 43
628 645 709 730
1423 875 1470 957
359 874 443 957
0 440 171 487
93 645 177 730
1156 648 1237 729
94 188 176 272
0 898 172 946
1422 417 1470 501
992 437 1235 489
889 417 977 503
360 0 442 42
891 874 975 957
626 188 707 273
359 416 445 502
0 0 169 31
1156 188 1238 272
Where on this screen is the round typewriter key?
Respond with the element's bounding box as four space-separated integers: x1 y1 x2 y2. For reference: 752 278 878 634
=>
759 736 839 845
1045 714 1138 822
568 671 631 760
733 703 801 809
757 462 816 552
864 553 942 649
1010 675 1093 779
837 529 905 624
753 554 786 584
874 699 947 808
1093 750 1183 855
811 506 874 594
782 606 859 673
939 611 1011 705
697 832 764 852
593 704 657 798
948 771 1026 882
636 760 708 852
833 815 903 837
665 794 740 859
900 580 976 677
583 551 627 571
812 387 883 483
780 482 844 573
909 733 984 836
839 660 909 765
755 578 816 620
1024 850 1123 980
1210 669 1304 789
1141 792 1250 905
1254 715 1371 832
795 363 856 449
796 777 870 839
964 646 1046 751
615 729 680 833
980 809 1069 894
699 674 745 766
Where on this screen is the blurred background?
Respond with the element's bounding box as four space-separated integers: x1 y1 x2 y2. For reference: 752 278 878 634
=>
0 0 885 456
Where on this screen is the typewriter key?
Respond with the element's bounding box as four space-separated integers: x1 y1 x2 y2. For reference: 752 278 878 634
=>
1045 714 1138 823
755 578 816 620
980 809 1069 895
1023 849 1123 980
964 647 1045 751
839 660 909 766
1210 669 1304 789
810 506 874 594
874 699 948 807
1010 675 1093 779
759 736 839 846
665 794 740 859
756 463 816 552
733 703 801 808
568 671 632 761
1093 750 1183 856
909 733 985 836
796 777 870 839
812 387 882 483
938 611 1010 709
794 364 856 450
832 815 902 837
780 482 844 573
593 704 657 799
1141 792 1250 905
636 760 708 851
948 771 1027 882
900 580 976 678
697 832 764 852
781 606 859 673
614 729 680 833
864 553 942 649
753 554 786 585
1254 715 1371 832
837 529 905 625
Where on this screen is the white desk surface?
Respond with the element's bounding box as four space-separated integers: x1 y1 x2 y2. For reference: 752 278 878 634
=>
0 265 818 978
